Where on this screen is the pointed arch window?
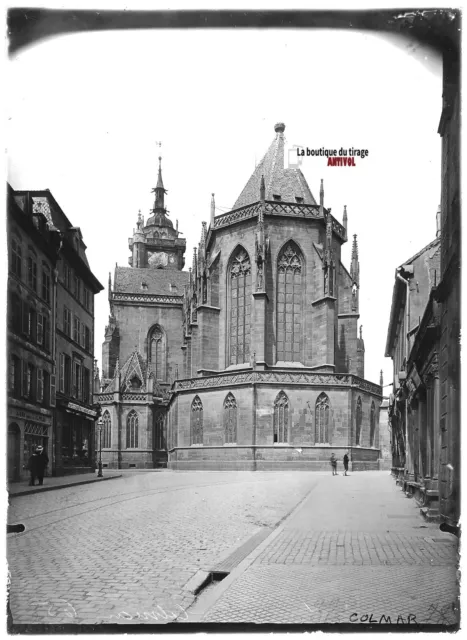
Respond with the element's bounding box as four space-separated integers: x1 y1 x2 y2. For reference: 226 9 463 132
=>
315 393 330 444
191 396 203 445
223 393 237 444
102 410 111 448
356 397 363 446
126 410 139 448
273 391 289 443
277 242 303 362
370 401 376 447
229 247 251 365
148 325 166 381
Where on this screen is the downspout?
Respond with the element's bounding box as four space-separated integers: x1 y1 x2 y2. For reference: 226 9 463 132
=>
252 377 257 472
396 270 410 477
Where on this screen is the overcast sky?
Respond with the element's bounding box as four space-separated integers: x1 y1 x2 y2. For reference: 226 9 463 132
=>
7 24 443 387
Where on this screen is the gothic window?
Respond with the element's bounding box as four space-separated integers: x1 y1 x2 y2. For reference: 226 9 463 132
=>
102 411 111 448
370 401 376 447
273 391 289 443
277 242 303 362
126 410 139 448
356 396 363 446
223 393 237 444
229 247 251 365
315 393 330 444
191 396 203 445
148 325 165 381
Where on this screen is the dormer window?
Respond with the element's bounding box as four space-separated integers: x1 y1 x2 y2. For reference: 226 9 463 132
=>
273 194 281 201
295 196 304 203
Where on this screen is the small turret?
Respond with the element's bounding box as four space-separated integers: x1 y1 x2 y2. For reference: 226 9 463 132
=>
350 234 360 286
343 205 348 237
210 193 215 227
260 174 265 202
380 370 384 387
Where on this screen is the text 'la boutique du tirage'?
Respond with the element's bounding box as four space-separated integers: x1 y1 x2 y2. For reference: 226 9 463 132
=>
296 147 369 166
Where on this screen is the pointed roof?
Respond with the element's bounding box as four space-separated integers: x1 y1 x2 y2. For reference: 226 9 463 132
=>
233 123 317 209
155 156 165 191
120 351 147 391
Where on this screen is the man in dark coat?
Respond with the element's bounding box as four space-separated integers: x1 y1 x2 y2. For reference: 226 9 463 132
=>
27 445 49 486
343 452 349 476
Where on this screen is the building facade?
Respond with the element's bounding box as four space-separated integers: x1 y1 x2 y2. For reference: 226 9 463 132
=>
385 34 460 529
9 187 103 479
385 228 441 516
7 186 60 482
96 123 382 471
435 43 460 529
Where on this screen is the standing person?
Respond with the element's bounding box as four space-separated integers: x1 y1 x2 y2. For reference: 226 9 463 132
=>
26 449 39 486
330 452 338 476
343 451 349 476
27 445 49 486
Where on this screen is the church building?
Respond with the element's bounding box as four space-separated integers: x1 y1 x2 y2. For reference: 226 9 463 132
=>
95 123 382 471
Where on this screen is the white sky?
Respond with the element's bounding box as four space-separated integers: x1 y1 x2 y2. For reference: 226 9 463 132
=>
6 25 443 388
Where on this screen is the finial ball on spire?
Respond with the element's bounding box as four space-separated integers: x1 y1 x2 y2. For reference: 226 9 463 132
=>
274 122 285 133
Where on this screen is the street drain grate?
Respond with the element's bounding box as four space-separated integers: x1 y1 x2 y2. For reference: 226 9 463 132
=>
193 571 229 596
211 527 274 573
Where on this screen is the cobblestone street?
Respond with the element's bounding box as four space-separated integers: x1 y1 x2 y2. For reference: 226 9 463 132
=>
7 470 459 628
7 470 318 626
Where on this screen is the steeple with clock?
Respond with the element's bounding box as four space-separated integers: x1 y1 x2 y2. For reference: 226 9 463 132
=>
128 157 186 270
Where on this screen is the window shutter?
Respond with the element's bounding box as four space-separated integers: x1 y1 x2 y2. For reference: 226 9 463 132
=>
37 314 44 345
22 302 29 334
22 361 28 397
37 369 44 403
50 374 56 407
59 354 65 393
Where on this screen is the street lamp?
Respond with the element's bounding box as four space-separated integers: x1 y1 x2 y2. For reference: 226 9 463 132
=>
97 417 103 478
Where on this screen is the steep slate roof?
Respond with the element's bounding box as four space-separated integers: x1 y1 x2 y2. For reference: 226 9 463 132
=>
385 237 441 357
114 266 189 295
233 123 317 209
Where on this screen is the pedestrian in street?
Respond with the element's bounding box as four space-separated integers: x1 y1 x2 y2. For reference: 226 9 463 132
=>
343 452 349 476
330 452 338 476
27 446 49 486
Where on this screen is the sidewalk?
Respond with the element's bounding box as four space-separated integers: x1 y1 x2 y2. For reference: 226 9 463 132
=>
8 471 122 498
188 472 459 627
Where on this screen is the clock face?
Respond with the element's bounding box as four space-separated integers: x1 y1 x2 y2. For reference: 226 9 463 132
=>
148 251 169 268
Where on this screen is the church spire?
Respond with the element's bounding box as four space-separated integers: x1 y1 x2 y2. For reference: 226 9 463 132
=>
319 179 324 217
350 234 360 286
152 156 167 212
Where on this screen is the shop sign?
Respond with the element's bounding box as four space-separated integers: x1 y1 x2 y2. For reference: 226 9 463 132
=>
14 408 52 425
66 402 97 418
